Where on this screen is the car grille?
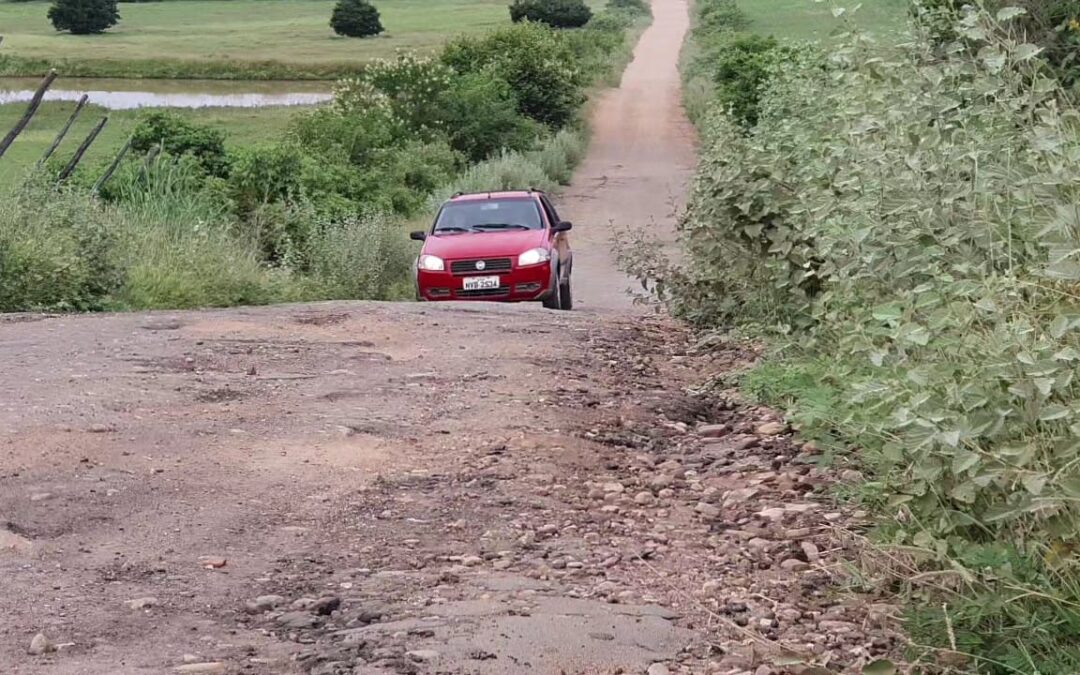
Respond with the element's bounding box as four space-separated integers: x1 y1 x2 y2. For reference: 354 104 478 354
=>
450 258 513 276
456 286 511 298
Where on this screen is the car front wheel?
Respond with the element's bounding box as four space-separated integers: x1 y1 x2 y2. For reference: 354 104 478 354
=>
558 277 572 311
542 269 562 310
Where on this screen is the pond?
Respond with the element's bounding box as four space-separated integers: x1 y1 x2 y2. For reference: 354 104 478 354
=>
0 77 333 110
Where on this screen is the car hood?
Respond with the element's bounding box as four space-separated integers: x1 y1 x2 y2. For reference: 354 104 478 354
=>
422 230 547 260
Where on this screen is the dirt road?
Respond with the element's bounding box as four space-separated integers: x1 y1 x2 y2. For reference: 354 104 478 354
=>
1 2 900 673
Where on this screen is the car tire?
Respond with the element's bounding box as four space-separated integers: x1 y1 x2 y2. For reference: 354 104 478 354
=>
558 277 572 311
542 269 562 310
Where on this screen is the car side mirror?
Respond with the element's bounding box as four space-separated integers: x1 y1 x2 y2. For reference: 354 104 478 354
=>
409 231 427 241
553 221 572 233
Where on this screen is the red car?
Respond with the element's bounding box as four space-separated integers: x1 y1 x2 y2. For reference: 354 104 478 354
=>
410 190 574 310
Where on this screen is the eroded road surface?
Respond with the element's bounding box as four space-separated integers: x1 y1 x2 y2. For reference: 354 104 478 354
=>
1 1 903 673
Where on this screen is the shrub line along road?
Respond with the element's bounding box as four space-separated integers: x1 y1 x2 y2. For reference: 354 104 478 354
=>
0 1 900 673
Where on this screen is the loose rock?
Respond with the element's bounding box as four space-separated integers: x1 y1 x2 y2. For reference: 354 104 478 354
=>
125 596 159 610
173 664 226 674
698 424 729 438
755 421 785 436
28 633 54 655
406 649 440 662
634 491 655 505
276 611 320 629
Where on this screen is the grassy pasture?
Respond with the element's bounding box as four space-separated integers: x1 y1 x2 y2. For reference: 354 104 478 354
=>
0 0 545 78
0 101 297 185
741 0 907 41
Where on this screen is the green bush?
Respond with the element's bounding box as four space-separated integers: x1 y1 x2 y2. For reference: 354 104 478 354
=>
509 0 593 28
644 4 1080 670
605 0 649 16
707 33 790 127
442 22 586 128
304 214 414 301
684 0 791 128
913 0 1079 85
330 0 383 38
0 184 120 312
48 0 119 34
130 110 229 177
438 72 539 162
344 54 455 134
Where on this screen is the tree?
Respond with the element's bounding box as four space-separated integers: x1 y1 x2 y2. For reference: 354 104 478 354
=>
48 0 120 34
330 0 384 38
509 0 592 28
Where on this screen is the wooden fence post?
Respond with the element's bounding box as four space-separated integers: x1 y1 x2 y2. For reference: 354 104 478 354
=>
57 116 108 181
92 137 132 195
0 69 58 160
38 93 89 166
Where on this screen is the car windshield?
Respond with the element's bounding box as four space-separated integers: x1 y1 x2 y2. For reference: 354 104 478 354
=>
433 199 544 233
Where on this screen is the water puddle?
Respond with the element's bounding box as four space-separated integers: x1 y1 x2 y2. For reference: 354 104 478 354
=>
0 77 332 110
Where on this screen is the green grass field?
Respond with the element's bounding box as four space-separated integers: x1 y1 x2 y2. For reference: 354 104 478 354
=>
741 0 907 40
0 0 529 78
0 101 296 185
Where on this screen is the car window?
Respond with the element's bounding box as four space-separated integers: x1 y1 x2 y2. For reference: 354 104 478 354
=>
434 199 545 232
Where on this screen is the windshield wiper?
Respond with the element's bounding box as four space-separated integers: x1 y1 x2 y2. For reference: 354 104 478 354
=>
472 223 531 230
434 226 472 234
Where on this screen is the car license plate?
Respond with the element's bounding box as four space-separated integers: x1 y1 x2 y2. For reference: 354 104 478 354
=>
462 276 500 291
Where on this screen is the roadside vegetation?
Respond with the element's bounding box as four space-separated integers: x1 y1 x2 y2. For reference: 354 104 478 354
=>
625 0 1080 671
0 0 649 312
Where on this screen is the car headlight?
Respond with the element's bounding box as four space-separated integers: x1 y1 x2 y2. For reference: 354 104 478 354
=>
418 255 445 271
518 248 551 267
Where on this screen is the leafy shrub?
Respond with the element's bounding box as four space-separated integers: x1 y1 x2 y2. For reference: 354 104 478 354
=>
292 92 399 166
509 0 593 28
442 22 586 128
605 0 649 16
644 4 1080 670
330 0 383 38
438 72 539 162
304 214 414 301
706 33 791 127
684 0 791 127
340 54 455 134
130 110 229 177
913 0 1079 85
48 0 119 34
0 184 120 311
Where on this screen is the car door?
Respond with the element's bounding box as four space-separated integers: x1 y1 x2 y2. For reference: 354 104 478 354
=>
539 195 571 280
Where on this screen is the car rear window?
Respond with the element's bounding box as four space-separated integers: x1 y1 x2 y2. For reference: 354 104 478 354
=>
434 199 544 232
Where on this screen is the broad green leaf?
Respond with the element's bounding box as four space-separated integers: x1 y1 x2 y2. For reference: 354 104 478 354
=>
979 47 1006 73
1014 43 1043 62
1050 314 1069 339
872 303 902 321
897 323 930 346
1039 404 1070 421
950 481 977 503
1054 346 1079 361
1034 378 1054 396
974 297 998 312
1022 473 1048 496
996 6 1027 20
